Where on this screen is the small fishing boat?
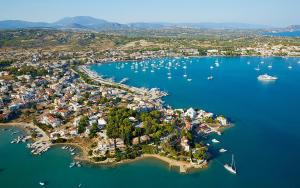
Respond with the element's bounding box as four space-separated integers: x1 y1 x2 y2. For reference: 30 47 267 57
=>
224 154 237 174
69 162 76 168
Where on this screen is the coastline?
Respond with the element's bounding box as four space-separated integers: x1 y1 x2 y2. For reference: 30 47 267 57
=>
0 56 231 174
88 55 300 66
0 123 207 173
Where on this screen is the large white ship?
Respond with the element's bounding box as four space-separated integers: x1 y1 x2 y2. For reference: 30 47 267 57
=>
257 74 278 81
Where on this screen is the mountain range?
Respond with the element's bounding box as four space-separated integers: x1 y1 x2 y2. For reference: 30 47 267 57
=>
0 16 293 31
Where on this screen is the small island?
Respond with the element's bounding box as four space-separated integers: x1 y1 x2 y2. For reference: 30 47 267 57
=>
0 57 230 173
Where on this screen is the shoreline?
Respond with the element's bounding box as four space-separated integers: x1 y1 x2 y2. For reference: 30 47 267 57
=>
88 55 300 66
0 123 207 173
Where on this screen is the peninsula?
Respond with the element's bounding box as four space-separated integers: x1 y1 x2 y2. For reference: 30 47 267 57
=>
0 54 229 173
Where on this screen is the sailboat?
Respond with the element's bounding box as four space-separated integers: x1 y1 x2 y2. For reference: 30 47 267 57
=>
255 64 260 71
224 154 237 174
288 63 293 69
183 67 188 78
268 62 273 69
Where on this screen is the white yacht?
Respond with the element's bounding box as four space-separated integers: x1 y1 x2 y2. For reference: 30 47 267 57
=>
187 78 192 82
212 139 220 143
207 76 214 80
39 181 46 186
224 154 237 174
219 148 227 153
257 74 278 81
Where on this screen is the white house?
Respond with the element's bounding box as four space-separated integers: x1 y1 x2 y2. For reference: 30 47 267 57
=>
217 116 228 126
185 108 197 119
98 118 107 129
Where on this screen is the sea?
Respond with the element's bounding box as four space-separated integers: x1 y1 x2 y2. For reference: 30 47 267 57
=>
1 57 300 188
265 31 300 37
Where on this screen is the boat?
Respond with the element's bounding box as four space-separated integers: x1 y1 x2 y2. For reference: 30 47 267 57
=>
39 181 46 186
268 63 273 69
224 154 237 174
187 78 192 82
210 66 214 69
207 76 214 80
215 62 220 67
167 76 172 79
298 60 300 64
288 65 293 69
69 162 76 168
257 74 278 81
247 61 251 65
212 139 220 143
183 68 188 77
255 64 260 71
219 148 227 153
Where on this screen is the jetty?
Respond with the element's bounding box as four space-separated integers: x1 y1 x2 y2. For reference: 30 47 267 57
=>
79 65 168 99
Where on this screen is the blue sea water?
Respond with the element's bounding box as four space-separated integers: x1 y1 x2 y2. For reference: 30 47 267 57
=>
1 57 300 188
265 31 300 37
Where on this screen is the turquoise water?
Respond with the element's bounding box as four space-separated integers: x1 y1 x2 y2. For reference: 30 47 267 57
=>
1 57 300 187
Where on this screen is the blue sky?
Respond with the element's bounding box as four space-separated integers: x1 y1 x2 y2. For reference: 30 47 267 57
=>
0 0 299 26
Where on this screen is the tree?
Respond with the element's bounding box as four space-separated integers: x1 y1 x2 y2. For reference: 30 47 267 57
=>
193 147 208 160
78 116 89 134
89 123 99 138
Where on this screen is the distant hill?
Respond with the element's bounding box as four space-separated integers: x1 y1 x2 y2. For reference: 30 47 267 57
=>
0 16 277 31
54 16 127 30
286 25 300 31
0 20 51 29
